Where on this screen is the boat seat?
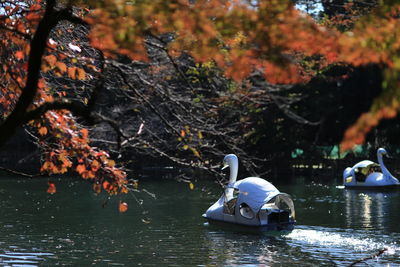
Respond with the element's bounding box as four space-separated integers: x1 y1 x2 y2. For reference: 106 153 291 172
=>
355 168 367 182
223 198 237 215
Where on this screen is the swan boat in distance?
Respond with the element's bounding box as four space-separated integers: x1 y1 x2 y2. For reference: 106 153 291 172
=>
203 154 296 231
343 148 400 188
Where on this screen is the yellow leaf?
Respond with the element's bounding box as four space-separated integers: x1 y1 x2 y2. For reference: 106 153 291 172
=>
108 159 116 167
189 182 194 190
190 147 200 158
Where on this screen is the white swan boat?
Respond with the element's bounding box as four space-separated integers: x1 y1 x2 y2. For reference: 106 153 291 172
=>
343 148 400 188
203 154 296 231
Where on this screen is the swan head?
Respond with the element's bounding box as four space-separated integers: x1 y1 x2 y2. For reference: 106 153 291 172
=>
377 147 387 156
222 154 238 170
222 154 239 185
343 167 352 179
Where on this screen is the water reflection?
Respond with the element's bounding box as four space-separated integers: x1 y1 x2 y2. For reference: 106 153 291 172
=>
203 227 316 266
344 189 399 230
0 251 54 266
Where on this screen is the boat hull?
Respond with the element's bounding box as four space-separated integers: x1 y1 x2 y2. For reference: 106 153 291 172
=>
344 184 399 190
203 216 295 232
344 172 400 188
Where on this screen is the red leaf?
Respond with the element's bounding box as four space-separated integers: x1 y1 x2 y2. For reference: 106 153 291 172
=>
91 160 100 172
47 181 56 194
15 51 24 60
119 201 128 213
38 78 46 89
102 180 110 190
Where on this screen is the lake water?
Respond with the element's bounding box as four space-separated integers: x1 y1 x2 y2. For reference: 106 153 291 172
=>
0 175 399 266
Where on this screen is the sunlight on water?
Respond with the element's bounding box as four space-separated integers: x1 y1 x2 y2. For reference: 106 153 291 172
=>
0 251 54 266
288 229 388 250
285 226 400 264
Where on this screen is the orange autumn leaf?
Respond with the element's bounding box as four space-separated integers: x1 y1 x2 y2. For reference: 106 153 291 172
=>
76 164 86 174
58 53 66 60
92 183 101 194
38 126 48 136
76 68 86 80
80 128 89 139
67 67 76 79
44 54 57 66
119 201 128 213
55 61 67 73
81 170 96 179
47 181 56 194
120 186 129 194
37 78 46 89
25 12 41 21
15 51 24 60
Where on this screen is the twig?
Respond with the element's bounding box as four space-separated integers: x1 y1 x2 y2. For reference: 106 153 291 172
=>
0 166 43 178
347 248 388 266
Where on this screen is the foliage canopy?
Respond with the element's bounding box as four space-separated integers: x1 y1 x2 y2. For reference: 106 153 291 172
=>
1 0 400 202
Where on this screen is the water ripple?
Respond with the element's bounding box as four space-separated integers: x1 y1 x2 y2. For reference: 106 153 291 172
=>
285 225 400 265
0 251 54 266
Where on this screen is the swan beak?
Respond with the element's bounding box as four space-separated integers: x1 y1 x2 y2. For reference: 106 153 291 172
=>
221 162 229 170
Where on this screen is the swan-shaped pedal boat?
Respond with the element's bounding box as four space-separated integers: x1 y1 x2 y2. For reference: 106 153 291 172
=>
203 154 296 231
343 148 400 188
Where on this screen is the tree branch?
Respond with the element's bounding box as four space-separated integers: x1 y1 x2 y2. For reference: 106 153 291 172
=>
0 1 88 147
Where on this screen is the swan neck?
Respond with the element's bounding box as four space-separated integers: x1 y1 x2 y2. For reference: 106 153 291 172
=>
378 151 393 178
225 158 238 202
228 161 238 185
